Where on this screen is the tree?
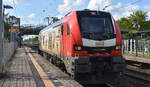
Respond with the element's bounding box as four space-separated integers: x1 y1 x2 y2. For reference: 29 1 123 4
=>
128 10 148 30
128 10 147 23
140 21 150 30
117 10 150 30
117 17 132 29
117 10 150 39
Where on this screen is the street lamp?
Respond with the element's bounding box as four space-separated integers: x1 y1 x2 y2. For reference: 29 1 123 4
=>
3 5 13 16
0 2 13 73
3 5 13 20
3 5 13 41
4 5 13 9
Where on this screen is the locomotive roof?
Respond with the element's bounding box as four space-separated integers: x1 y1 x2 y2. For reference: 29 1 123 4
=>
39 10 111 34
39 19 63 34
65 10 110 16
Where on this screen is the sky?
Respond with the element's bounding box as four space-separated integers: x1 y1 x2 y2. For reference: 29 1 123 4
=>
3 0 150 25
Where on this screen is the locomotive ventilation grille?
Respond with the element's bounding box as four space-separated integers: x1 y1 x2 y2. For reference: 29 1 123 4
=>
82 46 116 54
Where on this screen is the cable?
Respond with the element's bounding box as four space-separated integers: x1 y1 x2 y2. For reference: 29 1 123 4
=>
120 0 143 9
103 0 143 10
130 0 143 5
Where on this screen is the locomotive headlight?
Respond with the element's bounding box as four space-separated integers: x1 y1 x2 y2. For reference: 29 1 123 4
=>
74 46 82 51
116 46 121 50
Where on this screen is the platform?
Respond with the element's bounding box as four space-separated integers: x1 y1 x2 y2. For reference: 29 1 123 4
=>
124 55 150 64
0 48 82 87
0 48 37 87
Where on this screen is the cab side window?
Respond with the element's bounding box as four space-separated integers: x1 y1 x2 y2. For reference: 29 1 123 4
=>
61 25 64 35
67 24 70 35
43 36 45 45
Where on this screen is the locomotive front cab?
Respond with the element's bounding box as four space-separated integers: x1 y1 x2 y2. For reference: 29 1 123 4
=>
69 11 126 84
75 11 122 56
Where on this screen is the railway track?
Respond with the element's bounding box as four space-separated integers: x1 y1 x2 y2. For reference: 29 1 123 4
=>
125 69 150 83
124 59 150 87
27 46 150 87
124 69 150 87
26 47 115 87
25 47 83 87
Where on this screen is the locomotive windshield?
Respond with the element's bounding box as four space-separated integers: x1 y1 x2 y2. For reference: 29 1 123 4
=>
77 11 116 40
79 17 114 33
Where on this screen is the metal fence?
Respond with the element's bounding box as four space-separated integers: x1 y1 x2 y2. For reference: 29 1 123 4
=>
0 42 17 73
123 39 150 56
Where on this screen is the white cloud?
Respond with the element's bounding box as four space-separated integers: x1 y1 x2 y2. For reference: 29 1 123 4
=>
87 0 140 20
148 12 150 20
144 5 150 10
112 4 139 20
27 13 36 19
74 0 83 5
88 0 111 10
58 0 83 14
57 14 63 19
126 4 139 11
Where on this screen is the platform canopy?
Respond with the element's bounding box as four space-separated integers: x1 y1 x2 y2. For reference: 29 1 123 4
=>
20 25 46 35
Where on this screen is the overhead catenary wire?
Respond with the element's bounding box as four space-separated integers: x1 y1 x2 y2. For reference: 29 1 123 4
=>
44 0 144 24
119 0 143 9
130 0 143 5
55 0 144 19
103 0 143 11
42 0 61 24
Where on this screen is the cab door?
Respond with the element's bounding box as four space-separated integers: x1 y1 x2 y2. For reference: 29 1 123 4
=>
61 23 72 57
60 23 66 56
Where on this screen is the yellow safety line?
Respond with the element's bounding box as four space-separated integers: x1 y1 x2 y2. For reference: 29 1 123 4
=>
25 48 55 87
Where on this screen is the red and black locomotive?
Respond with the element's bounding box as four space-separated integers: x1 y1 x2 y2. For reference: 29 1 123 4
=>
38 10 125 84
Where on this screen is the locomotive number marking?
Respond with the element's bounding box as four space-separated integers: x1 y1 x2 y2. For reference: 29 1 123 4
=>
95 42 104 46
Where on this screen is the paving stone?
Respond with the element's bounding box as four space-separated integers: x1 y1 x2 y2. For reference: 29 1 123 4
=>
0 48 37 87
2 79 11 87
9 79 17 87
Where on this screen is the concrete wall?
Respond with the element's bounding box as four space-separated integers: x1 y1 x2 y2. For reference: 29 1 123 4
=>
0 42 17 73
0 0 3 74
0 41 3 73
